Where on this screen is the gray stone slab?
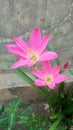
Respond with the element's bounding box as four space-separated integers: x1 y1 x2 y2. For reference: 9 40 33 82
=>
0 87 44 104
0 70 73 89
0 0 73 37
0 70 73 104
0 0 73 92
0 72 35 89
0 0 45 37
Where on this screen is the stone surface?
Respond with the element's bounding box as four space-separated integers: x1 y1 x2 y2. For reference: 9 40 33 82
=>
0 70 72 89
0 87 44 104
0 0 73 37
0 0 45 37
0 0 73 102
0 72 35 89
0 0 73 71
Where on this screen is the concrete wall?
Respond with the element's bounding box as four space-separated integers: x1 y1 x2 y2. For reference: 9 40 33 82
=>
0 0 73 102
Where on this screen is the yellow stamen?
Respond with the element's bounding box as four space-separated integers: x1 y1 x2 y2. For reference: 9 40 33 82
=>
27 48 38 62
31 55 37 61
44 76 53 83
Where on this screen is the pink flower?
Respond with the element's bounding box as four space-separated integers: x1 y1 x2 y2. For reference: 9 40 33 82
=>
6 28 57 69
33 61 67 89
61 62 70 73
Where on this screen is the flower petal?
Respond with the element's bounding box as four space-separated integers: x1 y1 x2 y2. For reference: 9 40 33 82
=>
30 28 41 50
38 35 50 54
39 51 58 61
10 58 28 69
33 69 45 79
35 79 46 86
6 44 27 58
55 74 67 83
53 66 61 76
43 61 52 73
48 82 55 89
13 37 29 53
27 60 36 67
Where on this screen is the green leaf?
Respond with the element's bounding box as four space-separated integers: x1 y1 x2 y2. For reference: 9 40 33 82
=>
5 97 22 112
8 112 15 130
0 115 8 128
5 60 35 86
19 113 46 130
63 106 73 115
59 82 65 93
18 104 32 117
5 60 39 89
49 116 63 130
68 69 73 75
50 113 62 120
0 104 3 111
49 43 60 65
5 60 53 106
59 125 67 130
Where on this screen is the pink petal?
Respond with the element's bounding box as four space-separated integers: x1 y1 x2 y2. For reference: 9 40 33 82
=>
6 44 27 58
13 37 29 53
27 60 36 67
55 74 67 84
10 58 27 69
39 51 58 61
30 28 41 50
53 66 61 76
43 61 52 73
48 82 55 89
38 35 50 54
35 79 46 86
33 69 44 79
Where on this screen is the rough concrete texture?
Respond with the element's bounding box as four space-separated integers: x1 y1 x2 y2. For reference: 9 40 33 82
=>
0 0 73 37
0 0 73 68
0 0 73 102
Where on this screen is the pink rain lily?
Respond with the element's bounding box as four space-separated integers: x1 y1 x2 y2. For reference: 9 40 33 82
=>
33 61 67 89
63 62 70 70
6 28 57 69
61 62 70 73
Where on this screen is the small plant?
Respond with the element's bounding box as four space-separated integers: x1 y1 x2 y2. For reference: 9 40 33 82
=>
0 97 48 130
5 28 73 130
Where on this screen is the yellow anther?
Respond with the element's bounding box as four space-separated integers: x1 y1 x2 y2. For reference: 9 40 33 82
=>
44 76 53 83
27 48 39 62
31 55 37 61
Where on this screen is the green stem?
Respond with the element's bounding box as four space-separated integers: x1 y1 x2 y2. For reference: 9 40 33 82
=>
49 43 60 65
68 69 73 75
6 60 52 106
8 112 15 130
59 82 65 95
14 69 52 106
49 115 63 130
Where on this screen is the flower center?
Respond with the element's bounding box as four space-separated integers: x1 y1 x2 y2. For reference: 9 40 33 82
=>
27 48 38 61
44 75 53 83
31 55 37 61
